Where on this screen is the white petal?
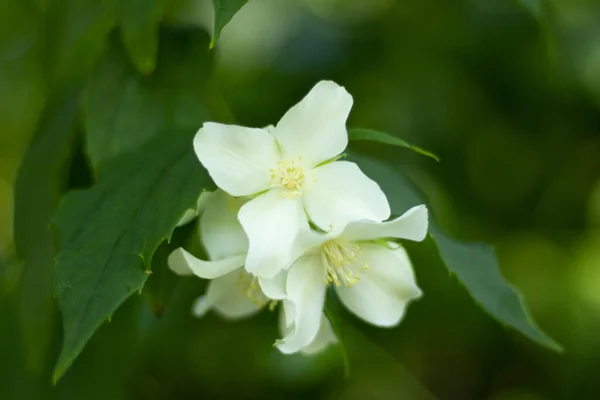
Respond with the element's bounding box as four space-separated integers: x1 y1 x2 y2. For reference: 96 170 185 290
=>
341 205 428 243
176 190 216 227
197 270 262 320
335 243 422 327
281 299 296 329
177 209 197 227
273 81 352 167
167 247 195 276
167 248 245 279
193 122 280 196
301 315 338 355
258 270 288 300
278 302 337 355
304 161 391 231
275 253 327 354
200 189 249 260
192 295 210 317
196 190 217 214
239 190 306 278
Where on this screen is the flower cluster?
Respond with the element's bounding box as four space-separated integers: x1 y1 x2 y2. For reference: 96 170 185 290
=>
168 81 429 354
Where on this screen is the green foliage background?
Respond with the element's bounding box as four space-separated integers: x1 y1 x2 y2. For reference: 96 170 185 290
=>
2 0 600 398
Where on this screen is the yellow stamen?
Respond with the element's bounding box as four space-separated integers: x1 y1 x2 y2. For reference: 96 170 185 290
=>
270 157 307 198
321 239 368 287
236 272 279 311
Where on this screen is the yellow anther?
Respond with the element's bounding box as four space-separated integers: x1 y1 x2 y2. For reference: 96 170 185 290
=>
236 273 279 311
270 157 306 198
321 239 368 287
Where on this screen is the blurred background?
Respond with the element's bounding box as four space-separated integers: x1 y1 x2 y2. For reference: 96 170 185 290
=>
1 0 600 398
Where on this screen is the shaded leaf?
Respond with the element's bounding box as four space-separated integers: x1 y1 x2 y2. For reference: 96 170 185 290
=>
47 0 116 89
0 251 22 304
53 132 213 382
143 222 196 318
84 27 213 170
118 0 165 75
325 294 437 400
210 0 247 49
13 90 80 374
348 151 561 352
348 128 439 161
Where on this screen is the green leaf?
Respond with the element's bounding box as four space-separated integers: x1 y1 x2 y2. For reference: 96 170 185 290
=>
143 222 195 318
348 128 439 161
118 0 165 75
47 0 116 89
0 251 22 305
347 151 562 352
325 294 437 400
210 0 247 49
13 90 80 374
84 28 213 171
53 132 213 382
519 0 542 17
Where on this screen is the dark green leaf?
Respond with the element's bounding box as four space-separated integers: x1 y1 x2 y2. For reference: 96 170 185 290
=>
84 28 213 170
325 294 437 399
348 128 439 161
0 251 22 304
519 0 542 17
210 0 246 49
13 90 80 374
348 151 561 352
143 222 196 318
118 0 165 75
53 132 213 382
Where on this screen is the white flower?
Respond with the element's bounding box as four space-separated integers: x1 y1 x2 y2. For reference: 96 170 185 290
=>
193 80 390 278
168 189 338 353
274 205 428 354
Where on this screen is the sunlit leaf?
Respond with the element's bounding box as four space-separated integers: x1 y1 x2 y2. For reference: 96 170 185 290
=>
13 90 80 374
348 150 562 352
118 0 165 75
84 28 212 170
348 128 439 161
210 0 247 49
52 132 213 382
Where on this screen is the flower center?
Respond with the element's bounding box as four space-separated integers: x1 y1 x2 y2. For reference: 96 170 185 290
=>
320 239 369 287
270 157 306 198
236 272 278 311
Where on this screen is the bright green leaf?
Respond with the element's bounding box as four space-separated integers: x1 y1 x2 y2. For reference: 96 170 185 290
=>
84 28 212 171
13 90 80 374
118 0 165 75
210 0 247 49
348 128 439 161
348 151 562 352
53 132 213 382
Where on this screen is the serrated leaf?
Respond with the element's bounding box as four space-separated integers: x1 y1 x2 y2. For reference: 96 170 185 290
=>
348 128 439 161
118 0 165 75
143 222 195 318
210 0 246 49
53 132 213 382
13 90 80 374
348 151 561 352
84 28 212 170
